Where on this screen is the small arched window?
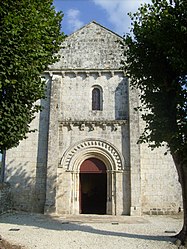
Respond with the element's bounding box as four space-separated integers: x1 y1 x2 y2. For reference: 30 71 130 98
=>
92 87 102 110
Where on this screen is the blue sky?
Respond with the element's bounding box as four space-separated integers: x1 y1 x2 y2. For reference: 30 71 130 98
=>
54 0 151 37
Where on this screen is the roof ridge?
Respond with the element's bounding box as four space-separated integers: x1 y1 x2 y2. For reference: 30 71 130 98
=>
67 20 122 39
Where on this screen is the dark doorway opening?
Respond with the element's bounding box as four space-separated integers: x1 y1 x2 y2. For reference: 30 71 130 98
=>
79 158 107 214
80 173 107 214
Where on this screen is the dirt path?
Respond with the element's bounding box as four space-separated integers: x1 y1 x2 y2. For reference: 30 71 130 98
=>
0 212 183 249
0 238 23 249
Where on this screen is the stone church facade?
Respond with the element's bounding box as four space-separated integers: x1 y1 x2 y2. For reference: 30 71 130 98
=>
5 21 182 216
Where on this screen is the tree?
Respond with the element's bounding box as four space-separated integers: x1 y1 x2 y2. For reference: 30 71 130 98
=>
123 0 187 246
0 0 65 152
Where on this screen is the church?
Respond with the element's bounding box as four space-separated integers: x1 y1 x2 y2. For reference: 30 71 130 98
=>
4 21 182 216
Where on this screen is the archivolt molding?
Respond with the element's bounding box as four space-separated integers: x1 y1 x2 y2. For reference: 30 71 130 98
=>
59 139 124 172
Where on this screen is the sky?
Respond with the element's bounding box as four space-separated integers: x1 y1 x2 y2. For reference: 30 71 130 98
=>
54 0 151 37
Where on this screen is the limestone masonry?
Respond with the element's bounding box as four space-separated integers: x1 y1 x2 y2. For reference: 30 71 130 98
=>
5 21 182 215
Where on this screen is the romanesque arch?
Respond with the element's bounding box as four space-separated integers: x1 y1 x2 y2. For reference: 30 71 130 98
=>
58 139 125 215
59 139 124 172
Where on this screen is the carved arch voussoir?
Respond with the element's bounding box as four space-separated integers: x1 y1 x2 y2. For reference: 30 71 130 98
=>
60 139 124 172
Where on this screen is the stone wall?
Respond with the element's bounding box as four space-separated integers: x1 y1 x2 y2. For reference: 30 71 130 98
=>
49 21 123 70
140 143 182 215
128 86 182 215
0 183 12 214
137 91 182 215
4 76 51 213
45 71 131 215
4 21 182 216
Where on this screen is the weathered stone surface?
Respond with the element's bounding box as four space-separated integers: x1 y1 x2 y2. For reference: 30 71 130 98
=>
49 21 123 70
5 76 51 213
0 183 12 214
4 21 182 216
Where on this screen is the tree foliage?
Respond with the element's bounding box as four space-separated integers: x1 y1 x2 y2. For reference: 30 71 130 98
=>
0 0 65 152
124 0 187 154
123 0 187 245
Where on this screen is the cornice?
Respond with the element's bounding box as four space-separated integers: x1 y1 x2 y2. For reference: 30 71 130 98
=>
45 69 125 78
59 119 127 131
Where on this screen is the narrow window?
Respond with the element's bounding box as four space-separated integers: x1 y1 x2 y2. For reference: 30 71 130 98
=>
92 88 101 110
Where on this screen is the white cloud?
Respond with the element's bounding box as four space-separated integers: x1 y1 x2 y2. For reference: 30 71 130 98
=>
67 9 84 32
92 0 151 35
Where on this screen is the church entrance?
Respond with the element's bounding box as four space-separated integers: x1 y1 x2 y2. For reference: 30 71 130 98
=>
79 158 107 214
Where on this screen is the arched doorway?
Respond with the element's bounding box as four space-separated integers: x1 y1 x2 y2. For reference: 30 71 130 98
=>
79 158 107 214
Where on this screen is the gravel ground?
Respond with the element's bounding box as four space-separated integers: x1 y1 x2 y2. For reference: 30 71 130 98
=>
0 212 184 249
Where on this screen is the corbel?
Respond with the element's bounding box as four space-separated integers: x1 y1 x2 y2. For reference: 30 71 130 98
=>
80 123 85 131
102 123 107 130
89 123 95 131
112 124 118 131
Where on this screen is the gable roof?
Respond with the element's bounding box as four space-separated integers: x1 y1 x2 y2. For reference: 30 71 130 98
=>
49 21 124 70
68 20 123 40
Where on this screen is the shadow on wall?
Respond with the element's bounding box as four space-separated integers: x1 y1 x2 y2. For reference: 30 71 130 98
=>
3 94 51 213
115 77 131 215
4 155 61 214
0 182 12 214
34 94 51 213
5 160 39 212
115 77 128 120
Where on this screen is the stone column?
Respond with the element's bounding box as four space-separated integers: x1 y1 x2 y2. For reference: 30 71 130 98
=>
106 171 112 214
112 171 116 215
115 172 124 215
